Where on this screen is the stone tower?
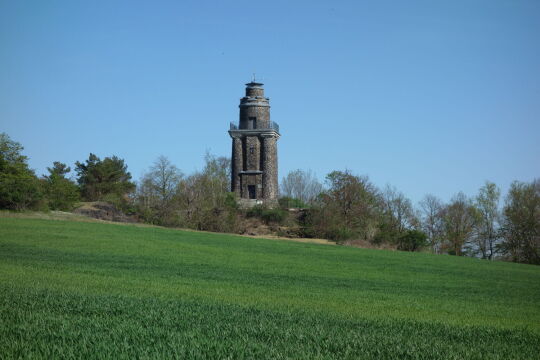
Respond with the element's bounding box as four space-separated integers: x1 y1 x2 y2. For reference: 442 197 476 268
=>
229 81 280 207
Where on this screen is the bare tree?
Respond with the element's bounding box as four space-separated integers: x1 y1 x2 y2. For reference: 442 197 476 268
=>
201 152 230 208
176 153 235 232
381 185 417 235
136 155 183 224
475 181 500 260
419 194 444 253
280 169 323 205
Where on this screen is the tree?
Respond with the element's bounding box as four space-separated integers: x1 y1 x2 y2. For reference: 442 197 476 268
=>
43 162 80 210
474 181 501 260
378 185 417 243
0 133 42 210
440 192 480 256
47 161 71 178
310 170 381 242
136 156 183 225
176 153 236 232
419 194 444 253
200 153 231 209
0 133 27 165
75 153 135 202
499 179 540 265
280 169 323 206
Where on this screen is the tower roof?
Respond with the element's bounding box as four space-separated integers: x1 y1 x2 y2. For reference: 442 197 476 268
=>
245 81 264 88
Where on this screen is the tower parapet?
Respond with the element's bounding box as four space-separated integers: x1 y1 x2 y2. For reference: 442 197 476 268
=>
229 81 280 207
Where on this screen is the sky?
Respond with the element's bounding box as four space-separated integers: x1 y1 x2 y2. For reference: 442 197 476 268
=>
1 0 539 204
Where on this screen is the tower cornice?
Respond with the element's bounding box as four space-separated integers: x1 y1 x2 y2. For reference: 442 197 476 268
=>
228 129 280 138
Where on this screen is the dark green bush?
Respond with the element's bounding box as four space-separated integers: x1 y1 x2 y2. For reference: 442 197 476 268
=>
324 226 355 243
397 230 428 252
261 209 288 224
43 175 80 211
246 205 265 218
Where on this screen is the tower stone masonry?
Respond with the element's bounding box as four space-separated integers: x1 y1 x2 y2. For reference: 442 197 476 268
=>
229 81 280 207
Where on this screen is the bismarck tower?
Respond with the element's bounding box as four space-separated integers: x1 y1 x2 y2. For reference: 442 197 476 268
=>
229 80 280 207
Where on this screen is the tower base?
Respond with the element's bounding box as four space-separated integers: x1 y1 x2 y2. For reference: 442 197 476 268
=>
237 198 278 209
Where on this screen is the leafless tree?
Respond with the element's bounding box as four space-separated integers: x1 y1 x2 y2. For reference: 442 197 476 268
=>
176 153 235 232
381 185 417 235
280 169 323 205
419 194 444 253
136 155 183 224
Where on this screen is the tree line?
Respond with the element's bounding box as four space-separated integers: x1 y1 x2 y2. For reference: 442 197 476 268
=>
282 169 539 264
1 132 538 265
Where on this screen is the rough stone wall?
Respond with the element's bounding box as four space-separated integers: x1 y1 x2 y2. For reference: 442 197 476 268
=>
244 136 261 171
239 105 270 129
245 86 264 97
240 173 262 199
262 134 279 201
231 136 242 192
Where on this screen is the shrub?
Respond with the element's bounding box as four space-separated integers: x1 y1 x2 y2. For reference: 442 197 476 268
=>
397 230 428 252
43 174 80 211
261 209 288 224
324 226 355 243
246 205 265 218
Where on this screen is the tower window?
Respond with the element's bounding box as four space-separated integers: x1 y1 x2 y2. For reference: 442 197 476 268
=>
248 185 256 199
248 117 257 129
249 146 254 155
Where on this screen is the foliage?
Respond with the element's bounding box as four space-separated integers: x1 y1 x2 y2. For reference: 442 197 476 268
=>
1 217 539 358
499 179 540 265
440 192 480 256
75 153 135 202
261 208 288 224
42 162 80 210
322 225 356 242
397 229 428 252
246 204 265 218
0 133 43 210
2 132 539 265
246 206 288 224
309 170 381 242
474 181 501 259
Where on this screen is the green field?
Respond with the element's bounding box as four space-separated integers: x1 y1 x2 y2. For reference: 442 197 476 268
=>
1 217 539 359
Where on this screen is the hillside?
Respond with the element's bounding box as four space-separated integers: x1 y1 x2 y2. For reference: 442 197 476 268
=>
1 216 539 359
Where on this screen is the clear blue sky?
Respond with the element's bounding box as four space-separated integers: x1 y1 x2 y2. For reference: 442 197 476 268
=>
1 0 539 204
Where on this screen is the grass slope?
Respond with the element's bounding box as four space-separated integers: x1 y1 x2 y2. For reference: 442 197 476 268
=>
1 217 539 359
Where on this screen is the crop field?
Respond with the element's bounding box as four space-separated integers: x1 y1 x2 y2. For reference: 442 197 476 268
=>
1 216 539 359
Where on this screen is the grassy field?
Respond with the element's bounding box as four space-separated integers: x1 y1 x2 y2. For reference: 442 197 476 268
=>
1 216 539 359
